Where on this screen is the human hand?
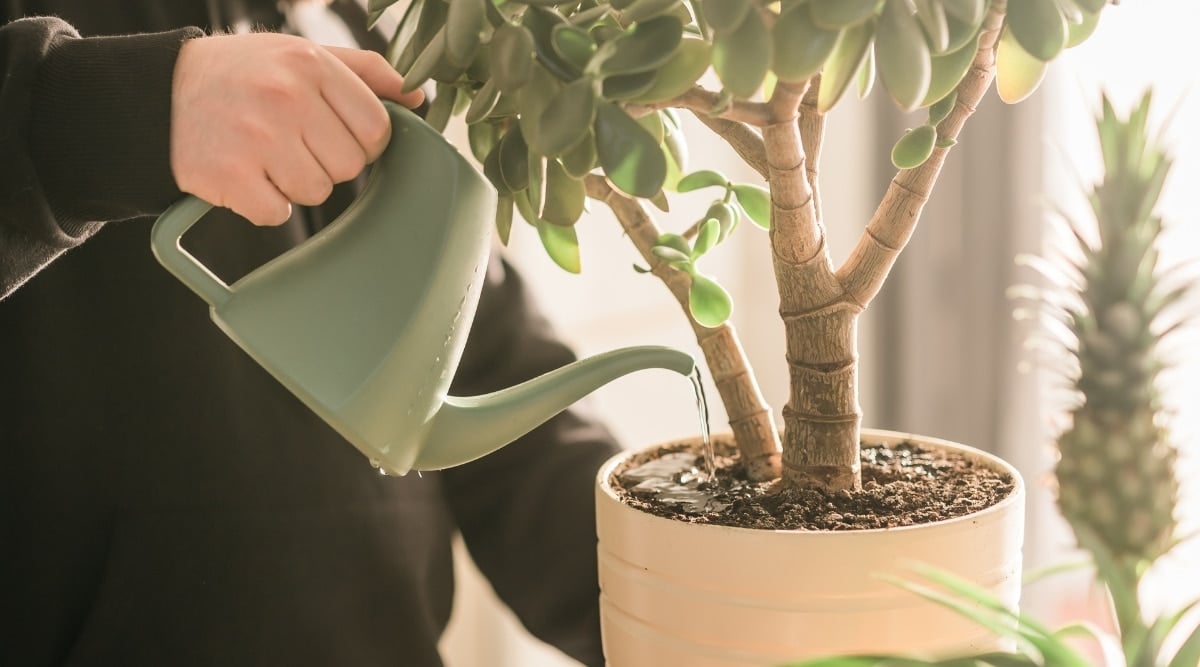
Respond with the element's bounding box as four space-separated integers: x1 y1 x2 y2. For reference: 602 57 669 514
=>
170 33 424 226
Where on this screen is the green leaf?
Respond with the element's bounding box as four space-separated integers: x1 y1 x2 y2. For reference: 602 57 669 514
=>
622 0 681 23
677 169 727 193
598 15 684 76
662 112 688 177
637 111 665 144
942 0 985 27
652 245 691 264
913 0 949 53
655 232 691 256
1006 0 1068 62
705 200 738 240
701 0 751 33
593 102 667 198
523 6 583 80
537 220 582 273
465 78 502 124
542 160 586 226
995 26 1048 104
468 121 499 163
445 0 486 67
626 38 711 103
921 34 979 107
1066 9 1101 48
817 21 874 112
402 27 448 93
551 24 596 70
712 8 771 99
513 188 537 225
571 4 612 28
890 124 937 169
561 131 598 178
602 71 659 100
856 46 875 99
732 184 770 229
1167 619 1200 667
495 195 514 245
539 78 598 156
649 189 670 212
875 0 932 111
811 0 881 30
689 274 733 327
492 24 536 93
691 218 720 259
367 0 402 28
498 126 530 192
424 83 456 132
773 4 840 82
518 64 562 155
927 89 956 125
527 152 546 219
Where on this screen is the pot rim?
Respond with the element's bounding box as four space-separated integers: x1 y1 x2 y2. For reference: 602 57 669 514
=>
597 427 1026 536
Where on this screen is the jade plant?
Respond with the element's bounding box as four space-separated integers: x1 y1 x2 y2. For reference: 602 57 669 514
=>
367 0 1111 489
785 91 1199 667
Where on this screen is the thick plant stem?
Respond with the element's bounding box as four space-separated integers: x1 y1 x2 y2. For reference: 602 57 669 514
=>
837 2 1007 307
798 77 824 223
585 176 782 480
763 80 861 490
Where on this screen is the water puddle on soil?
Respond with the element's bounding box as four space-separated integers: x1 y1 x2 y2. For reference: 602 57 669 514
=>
615 368 725 514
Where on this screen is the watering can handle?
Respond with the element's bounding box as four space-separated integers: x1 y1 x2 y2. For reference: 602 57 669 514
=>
150 196 231 308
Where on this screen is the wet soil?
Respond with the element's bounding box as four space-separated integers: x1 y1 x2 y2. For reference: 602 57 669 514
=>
612 436 1016 531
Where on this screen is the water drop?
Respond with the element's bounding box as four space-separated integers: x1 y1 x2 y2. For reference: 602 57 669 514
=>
368 458 381 469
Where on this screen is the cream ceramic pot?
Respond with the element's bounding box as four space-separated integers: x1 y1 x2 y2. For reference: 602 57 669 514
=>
595 429 1025 666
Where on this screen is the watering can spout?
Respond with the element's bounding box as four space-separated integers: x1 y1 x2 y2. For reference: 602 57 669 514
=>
411 346 695 471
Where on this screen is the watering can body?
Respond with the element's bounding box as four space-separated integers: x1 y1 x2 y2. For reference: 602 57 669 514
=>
151 103 693 475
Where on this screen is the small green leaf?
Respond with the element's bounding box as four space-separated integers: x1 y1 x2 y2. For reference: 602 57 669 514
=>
598 15 684 76
995 26 1048 104
875 0 931 111
492 24 536 92
402 27 448 93
542 160 586 226
692 218 720 259
482 140 509 194
626 38 711 103
498 126 530 192
465 78 502 124
637 111 665 144
701 0 751 32
652 245 691 263
1007 0 1068 62
537 220 582 273
551 24 596 70
524 6 583 80
772 4 840 82
732 184 770 229
855 46 875 99
602 71 659 100
561 132 598 178
677 169 727 193
539 78 598 156
817 21 874 112
518 64 562 155
621 0 681 23
705 200 738 240
921 34 978 107
689 274 733 327
445 0 486 67
527 152 546 219
656 233 691 255
712 8 771 99
495 195 514 245
942 0 985 26
649 189 670 212
468 121 498 163
927 89 956 125
811 0 881 30
594 102 667 198
1066 9 1101 49
513 188 537 225
424 83 456 132
890 124 937 169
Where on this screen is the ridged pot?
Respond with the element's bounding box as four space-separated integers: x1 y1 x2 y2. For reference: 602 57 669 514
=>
595 429 1026 667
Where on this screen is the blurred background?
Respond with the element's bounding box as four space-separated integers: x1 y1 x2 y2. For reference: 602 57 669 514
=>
346 1 1200 664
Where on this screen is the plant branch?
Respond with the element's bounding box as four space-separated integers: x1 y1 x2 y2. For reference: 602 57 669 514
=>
798 75 825 222
836 1 1008 307
585 175 783 480
689 112 769 180
631 86 773 126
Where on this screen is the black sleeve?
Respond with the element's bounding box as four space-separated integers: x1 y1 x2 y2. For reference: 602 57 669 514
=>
442 257 621 667
0 17 201 299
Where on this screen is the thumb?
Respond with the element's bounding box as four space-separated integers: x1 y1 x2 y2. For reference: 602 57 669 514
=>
325 46 425 108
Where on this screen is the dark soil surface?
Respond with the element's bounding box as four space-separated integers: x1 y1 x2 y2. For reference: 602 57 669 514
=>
612 436 1016 531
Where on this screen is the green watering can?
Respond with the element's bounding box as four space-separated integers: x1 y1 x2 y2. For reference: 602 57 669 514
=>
151 103 694 475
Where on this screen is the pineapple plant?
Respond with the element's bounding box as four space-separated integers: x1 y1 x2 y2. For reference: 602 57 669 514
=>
787 92 1200 667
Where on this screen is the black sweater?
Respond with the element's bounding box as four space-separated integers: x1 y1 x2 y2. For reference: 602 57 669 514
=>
0 2 616 665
